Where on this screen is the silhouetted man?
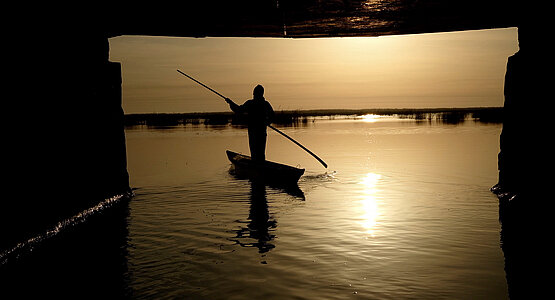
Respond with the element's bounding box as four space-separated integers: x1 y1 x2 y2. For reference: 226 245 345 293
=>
226 85 275 161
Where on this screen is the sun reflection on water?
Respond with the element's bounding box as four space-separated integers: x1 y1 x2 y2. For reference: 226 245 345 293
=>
359 172 382 236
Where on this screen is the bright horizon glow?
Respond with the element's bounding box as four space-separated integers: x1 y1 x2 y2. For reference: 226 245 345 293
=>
360 114 386 123
109 28 518 114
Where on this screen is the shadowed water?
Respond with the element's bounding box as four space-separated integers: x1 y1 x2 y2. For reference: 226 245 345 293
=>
122 116 506 299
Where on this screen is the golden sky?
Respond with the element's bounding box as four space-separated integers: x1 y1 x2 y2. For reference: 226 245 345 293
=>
109 28 518 113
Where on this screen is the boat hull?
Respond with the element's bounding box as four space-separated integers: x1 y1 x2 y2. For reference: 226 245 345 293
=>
226 150 305 185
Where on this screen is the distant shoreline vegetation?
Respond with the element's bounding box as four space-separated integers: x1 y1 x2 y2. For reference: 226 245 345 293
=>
124 107 503 127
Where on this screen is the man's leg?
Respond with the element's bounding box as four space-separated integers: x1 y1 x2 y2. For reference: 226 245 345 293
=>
249 133 267 162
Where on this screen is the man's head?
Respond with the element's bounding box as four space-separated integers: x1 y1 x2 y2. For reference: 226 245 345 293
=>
253 84 264 99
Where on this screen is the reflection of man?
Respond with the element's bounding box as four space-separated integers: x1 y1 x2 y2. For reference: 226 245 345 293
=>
226 85 275 161
232 182 276 254
248 182 276 253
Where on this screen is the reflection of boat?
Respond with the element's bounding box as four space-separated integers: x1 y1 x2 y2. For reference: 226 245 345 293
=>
226 150 305 185
228 167 305 199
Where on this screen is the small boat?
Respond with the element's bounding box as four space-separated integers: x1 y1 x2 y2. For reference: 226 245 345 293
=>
226 150 305 185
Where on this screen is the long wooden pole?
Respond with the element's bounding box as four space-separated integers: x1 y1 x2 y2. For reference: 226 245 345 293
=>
177 69 328 168
267 124 328 168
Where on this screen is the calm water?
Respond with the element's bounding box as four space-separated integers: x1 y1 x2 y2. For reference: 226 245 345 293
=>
123 116 506 299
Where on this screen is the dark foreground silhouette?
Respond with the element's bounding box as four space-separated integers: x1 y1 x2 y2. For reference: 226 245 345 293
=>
1 197 132 298
495 25 550 195
493 24 553 299
498 193 552 300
